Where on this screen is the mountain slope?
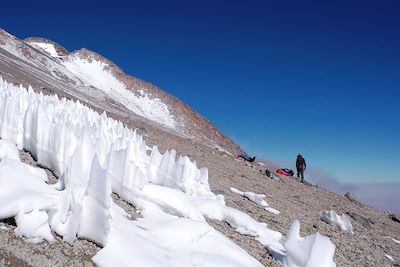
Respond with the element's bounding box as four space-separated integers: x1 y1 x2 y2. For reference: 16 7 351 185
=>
1 27 399 267
0 28 240 154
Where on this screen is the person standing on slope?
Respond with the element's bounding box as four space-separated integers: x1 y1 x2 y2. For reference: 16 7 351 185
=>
296 154 306 182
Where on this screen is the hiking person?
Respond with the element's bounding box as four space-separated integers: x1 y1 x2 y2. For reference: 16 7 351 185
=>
296 154 306 182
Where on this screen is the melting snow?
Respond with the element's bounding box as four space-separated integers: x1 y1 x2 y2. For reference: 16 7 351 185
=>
283 220 336 267
265 207 281 215
62 57 176 128
320 210 354 234
230 187 281 214
0 78 336 266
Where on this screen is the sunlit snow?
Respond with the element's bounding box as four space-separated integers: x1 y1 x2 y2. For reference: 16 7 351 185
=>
283 220 336 267
0 78 336 266
320 210 354 234
62 57 176 128
29 42 61 57
230 187 281 215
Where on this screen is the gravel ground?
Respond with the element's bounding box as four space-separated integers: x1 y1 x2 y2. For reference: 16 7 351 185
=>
0 123 399 267
137 120 400 267
1 31 398 266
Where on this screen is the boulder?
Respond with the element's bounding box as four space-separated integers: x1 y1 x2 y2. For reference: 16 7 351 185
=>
346 212 375 229
344 192 363 206
388 214 400 224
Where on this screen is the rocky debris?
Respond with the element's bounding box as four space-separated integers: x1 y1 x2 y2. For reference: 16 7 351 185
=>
1 27 400 267
111 193 142 221
346 212 375 229
389 214 400 224
261 169 280 181
136 127 148 137
345 192 363 206
0 220 99 267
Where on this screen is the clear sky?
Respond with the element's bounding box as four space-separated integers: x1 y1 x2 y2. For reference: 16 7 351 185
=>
2 1 400 209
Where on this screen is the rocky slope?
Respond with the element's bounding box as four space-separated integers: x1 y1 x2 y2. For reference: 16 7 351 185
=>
1 132 399 266
0 28 240 154
0 28 399 266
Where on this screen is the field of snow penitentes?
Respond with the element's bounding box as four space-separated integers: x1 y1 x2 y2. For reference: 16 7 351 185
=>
0 78 336 267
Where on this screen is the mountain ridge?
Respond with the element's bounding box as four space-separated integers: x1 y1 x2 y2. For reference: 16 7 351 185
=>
0 27 241 155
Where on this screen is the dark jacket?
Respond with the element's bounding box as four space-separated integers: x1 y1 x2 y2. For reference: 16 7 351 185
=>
296 156 306 170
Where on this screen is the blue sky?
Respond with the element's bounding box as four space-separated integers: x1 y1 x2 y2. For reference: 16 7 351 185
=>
2 1 400 208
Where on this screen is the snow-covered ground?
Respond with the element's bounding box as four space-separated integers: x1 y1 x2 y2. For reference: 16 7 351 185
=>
62 56 176 129
0 78 337 266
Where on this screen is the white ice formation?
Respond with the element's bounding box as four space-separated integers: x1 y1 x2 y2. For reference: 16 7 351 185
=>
230 187 281 215
230 187 269 206
0 78 336 266
283 220 336 267
320 210 354 234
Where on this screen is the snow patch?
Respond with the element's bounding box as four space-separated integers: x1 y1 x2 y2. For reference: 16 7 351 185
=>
0 158 59 243
393 238 400 244
214 145 234 156
265 207 281 215
62 57 176 128
230 187 281 215
283 219 336 267
230 187 269 206
320 210 354 234
192 194 285 255
28 42 60 57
